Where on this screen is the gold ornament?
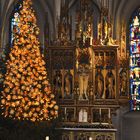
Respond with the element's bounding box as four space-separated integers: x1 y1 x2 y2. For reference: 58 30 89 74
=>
5 87 10 93
50 94 55 99
31 108 35 113
7 95 11 100
15 101 20 106
15 112 20 117
36 107 40 112
21 98 25 104
39 76 42 80
17 73 21 78
1 99 6 104
37 84 41 89
12 95 17 100
25 97 29 102
23 113 28 118
52 100 56 105
43 113 48 118
27 44 32 49
11 102 16 107
50 110 55 116
21 85 26 90
54 111 58 116
34 101 39 106
10 109 14 115
33 113 37 117
40 99 44 104
28 101 32 106
49 104 54 108
26 87 30 91
31 117 36 122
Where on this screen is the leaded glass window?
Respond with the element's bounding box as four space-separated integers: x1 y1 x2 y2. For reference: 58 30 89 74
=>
130 8 140 110
10 2 22 46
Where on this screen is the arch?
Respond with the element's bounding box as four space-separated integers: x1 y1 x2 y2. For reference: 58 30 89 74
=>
114 0 140 40
1 0 54 51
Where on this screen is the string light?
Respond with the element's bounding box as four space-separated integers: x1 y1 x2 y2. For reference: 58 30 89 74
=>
0 0 58 122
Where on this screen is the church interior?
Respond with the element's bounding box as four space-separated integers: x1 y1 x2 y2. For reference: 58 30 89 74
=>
0 0 140 140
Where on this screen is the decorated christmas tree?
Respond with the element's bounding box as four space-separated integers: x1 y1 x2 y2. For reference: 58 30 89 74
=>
0 0 58 122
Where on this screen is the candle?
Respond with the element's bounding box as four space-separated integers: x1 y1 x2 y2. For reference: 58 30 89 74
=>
90 37 93 45
89 137 93 140
108 109 111 119
99 109 101 116
46 136 49 140
65 107 66 114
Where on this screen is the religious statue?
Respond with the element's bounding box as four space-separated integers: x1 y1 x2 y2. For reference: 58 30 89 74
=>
78 70 89 100
95 69 104 99
105 70 115 99
76 47 92 100
79 108 88 122
119 69 127 96
95 53 104 67
64 70 73 99
53 70 62 98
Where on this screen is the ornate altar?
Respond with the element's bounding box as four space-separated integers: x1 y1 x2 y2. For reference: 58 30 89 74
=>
57 127 117 140
45 0 129 140
46 45 120 140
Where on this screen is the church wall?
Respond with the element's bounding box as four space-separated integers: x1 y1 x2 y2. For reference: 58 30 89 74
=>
0 1 139 140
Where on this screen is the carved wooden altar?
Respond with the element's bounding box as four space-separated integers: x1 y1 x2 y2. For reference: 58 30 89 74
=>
45 44 128 140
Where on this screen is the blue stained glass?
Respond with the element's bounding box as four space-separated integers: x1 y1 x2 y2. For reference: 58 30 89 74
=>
10 2 22 46
130 8 140 111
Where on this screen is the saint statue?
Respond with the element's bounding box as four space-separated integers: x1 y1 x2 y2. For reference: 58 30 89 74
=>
120 69 127 96
64 70 73 99
53 70 62 98
79 108 88 122
95 69 104 99
78 71 89 100
105 70 115 99
76 47 92 100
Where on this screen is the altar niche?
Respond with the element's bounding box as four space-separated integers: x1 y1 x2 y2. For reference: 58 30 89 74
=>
53 69 74 99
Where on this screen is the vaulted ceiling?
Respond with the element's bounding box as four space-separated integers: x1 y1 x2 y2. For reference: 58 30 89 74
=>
0 0 139 40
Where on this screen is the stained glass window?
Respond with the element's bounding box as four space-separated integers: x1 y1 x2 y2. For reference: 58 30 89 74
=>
10 2 22 46
130 8 140 110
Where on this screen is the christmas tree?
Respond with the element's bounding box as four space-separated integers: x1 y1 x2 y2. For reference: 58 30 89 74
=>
0 0 58 122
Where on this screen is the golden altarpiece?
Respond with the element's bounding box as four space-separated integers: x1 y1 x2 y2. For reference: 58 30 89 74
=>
46 0 129 140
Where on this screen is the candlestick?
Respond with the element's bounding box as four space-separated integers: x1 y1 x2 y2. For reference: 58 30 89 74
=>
108 109 111 119
46 136 49 140
65 107 66 114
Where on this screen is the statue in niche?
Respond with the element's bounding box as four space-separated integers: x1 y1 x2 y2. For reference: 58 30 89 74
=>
119 69 127 96
76 47 92 100
95 53 104 67
78 71 89 100
64 70 73 99
105 70 115 99
95 69 104 99
53 70 62 98
66 108 75 122
79 108 88 123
